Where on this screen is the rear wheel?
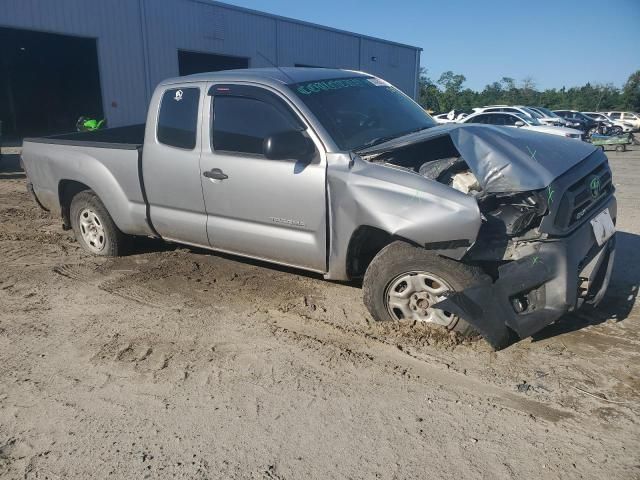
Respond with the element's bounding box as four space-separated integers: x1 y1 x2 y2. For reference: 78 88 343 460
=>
70 191 130 256
363 241 489 336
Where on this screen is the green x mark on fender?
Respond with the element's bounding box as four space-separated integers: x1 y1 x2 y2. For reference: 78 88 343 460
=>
547 185 555 205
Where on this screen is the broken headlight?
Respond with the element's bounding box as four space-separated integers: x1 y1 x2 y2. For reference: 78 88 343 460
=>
479 190 548 237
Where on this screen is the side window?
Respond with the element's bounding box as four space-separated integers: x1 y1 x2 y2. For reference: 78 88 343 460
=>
505 115 521 126
212 96 300 155
157 87 200 149
467 114 487 124
491 114 506 126
610 112 621 119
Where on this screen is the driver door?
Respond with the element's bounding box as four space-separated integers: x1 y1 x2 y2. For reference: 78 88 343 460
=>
199 84 327 273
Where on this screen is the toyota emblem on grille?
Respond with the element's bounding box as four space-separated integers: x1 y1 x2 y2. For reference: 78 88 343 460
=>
589 176 601 199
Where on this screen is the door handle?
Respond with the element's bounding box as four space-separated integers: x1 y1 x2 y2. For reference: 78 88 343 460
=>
203 168 228 180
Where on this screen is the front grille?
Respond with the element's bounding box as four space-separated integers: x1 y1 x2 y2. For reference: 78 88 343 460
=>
554 162 613 229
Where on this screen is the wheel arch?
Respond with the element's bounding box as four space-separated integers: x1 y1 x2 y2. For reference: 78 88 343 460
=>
345 224 481 281
345 226 421 280
58 179 92 230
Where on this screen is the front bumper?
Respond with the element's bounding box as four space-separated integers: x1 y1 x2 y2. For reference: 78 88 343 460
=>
435 196 617 346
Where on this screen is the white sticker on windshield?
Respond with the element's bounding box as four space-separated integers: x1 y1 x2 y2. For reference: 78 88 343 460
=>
367 78 390 87
174 90 183 102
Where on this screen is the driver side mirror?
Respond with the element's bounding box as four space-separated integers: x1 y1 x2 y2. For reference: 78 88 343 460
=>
263 130 316 162
514 121 525 127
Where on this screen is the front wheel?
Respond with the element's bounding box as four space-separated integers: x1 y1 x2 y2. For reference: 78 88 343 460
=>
363 241 489 336
70 190 131 256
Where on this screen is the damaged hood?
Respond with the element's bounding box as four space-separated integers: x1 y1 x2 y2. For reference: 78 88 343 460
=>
359 124 601 193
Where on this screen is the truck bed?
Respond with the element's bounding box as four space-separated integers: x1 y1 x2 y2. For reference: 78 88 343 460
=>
21 124 153 238
23 124 145 150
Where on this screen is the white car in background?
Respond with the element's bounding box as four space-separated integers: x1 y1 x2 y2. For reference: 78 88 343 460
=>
604 112 640 131
527 106 569 126
433 110 468 124
473 105 566 127
583 112 634 133
461 111 583 139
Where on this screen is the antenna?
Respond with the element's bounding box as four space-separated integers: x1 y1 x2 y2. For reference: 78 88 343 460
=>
256 50 296 83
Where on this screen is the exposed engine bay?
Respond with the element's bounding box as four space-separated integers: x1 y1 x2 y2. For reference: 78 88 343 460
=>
362 134 551 261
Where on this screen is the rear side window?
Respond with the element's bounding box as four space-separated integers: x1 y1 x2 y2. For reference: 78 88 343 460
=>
503 115 519 126
212 96 300 155
157 87 200 149
467 114 488 124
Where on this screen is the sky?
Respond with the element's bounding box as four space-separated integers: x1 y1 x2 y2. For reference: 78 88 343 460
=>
224 0 640 91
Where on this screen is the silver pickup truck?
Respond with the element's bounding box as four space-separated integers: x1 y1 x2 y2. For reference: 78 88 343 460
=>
21 68 616 349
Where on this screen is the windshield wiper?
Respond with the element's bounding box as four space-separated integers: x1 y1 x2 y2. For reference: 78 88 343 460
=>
405 125 433 135
354 125 433 152
355 134 405 151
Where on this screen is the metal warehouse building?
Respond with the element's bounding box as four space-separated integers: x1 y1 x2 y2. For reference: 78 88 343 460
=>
0 0 421 139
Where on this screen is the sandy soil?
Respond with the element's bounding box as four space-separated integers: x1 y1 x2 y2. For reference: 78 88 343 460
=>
0 146 639 479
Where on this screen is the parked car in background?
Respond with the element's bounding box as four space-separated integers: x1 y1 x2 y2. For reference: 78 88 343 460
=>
432 110 467 125
553 110 599 133
583 112 634 133
473 105 536 119
527 106 569 126
474 105 568 127
605 112 640 131
433 110 468 124
461 111 583 139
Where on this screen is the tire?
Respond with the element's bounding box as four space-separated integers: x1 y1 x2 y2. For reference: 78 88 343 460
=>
363 241 490 337
615 145 626 152
70 190 131 256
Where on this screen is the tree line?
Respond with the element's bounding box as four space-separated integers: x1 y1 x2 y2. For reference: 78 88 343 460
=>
417 69 640 114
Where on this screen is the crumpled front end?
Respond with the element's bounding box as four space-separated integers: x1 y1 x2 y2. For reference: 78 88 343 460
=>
436 202 616 346
358 125 616 347
434 149 617 347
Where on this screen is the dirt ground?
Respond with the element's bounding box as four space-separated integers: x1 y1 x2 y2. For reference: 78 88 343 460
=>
0 144 639 479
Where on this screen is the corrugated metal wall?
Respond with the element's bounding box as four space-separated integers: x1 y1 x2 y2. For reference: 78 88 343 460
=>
0 0 421 127
0 0 148 127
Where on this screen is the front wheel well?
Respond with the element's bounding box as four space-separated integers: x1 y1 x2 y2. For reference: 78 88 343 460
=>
59 180 92 229
346 226 419 280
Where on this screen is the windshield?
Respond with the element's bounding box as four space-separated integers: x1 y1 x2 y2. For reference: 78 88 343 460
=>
290 76 436 150
573 112 592 122
515 113 541 126
535 106 560 118
521 107 543 119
